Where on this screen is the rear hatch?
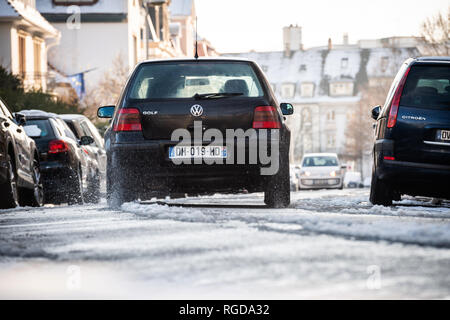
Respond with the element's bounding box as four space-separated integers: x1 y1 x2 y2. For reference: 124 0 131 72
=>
124 60 269 140
392 64 450 166
129 98 269 140
24 118 56 161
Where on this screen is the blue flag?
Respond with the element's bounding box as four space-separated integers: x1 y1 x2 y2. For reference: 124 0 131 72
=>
68 73 85 100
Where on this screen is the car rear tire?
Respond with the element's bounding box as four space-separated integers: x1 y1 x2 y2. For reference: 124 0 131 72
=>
369 166 393 206
107 180 133 208
19 159 44 207
68 167 84 205
85 172 101 204
106 168 134 208
0 154 20 209
264 150 290 208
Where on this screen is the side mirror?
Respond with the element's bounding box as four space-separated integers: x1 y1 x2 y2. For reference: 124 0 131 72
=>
80 135 95 146
97 106 115 118
371 105 381 120
280 103 294 116
14 113 26 126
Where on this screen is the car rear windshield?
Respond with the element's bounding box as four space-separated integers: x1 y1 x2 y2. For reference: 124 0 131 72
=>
128 62 265 100
302 156 338 167
400 65 450 109
24 119 55 139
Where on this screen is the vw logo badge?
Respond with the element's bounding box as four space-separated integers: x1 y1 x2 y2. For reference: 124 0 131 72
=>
190 104 204 117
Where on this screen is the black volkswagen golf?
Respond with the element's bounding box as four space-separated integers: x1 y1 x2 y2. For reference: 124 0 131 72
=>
98 58 293 208
370 57 450 206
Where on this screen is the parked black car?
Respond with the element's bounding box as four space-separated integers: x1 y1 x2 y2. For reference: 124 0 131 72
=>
0 99 44 208
60 114 106 203
370 57 450 206
20 110 95 205
98 58 293 208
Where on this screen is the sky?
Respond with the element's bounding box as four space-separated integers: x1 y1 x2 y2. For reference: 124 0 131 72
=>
195 0 449 53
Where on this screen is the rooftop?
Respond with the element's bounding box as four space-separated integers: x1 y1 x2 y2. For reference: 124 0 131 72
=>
0 0 59 37
19 109 59 119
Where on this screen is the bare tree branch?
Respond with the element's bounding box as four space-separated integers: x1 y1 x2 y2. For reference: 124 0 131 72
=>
420 7 450 56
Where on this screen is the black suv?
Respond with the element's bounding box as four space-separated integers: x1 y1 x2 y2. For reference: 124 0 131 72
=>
0 99 44 208
98 58 293 208
60 114 107 203
21 110 95 205
370 57 450 205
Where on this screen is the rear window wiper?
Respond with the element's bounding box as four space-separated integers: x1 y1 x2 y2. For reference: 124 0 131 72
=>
193 92 244 100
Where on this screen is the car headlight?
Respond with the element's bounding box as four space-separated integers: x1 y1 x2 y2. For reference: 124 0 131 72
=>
330 170 342 177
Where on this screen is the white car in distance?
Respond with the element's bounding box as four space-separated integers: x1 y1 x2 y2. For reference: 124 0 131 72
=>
299 153 345 190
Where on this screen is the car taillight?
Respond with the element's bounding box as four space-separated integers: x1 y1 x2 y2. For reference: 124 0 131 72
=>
253 106 281 129
48 140 69 154
114 108 142 132
387 67 411 128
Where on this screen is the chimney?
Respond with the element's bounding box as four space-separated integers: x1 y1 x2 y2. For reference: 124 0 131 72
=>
328 38 333 50
343 33 349 46
283 25 302 57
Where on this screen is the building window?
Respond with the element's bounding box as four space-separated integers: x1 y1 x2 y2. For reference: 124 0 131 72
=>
281 83 295 99
341 57 348 69
299 64 307 72
301 107 312 127
300 82 314 98
381 56 389 72
327 135 336 148
18 34 26 78
326 110 335 121
133 35 138 65
33 40 42 87
329 82 354 96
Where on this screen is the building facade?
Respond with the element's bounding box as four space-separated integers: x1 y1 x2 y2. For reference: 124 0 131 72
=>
169 0 217 58
36 0 155 88
0 0 60 91
227 27 421 178
35 0 216 92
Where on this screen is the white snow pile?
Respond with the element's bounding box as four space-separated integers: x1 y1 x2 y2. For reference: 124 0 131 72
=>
120 196 450 248
293 193 450 219
121 202 215 223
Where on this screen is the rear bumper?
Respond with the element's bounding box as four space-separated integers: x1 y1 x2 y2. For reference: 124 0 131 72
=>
376 158 450 198
378 159 450 181
299 177 343 190
40 162 75 194
109 141 269 195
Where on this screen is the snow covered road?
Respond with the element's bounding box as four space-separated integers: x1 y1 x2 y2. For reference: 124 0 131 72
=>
0 189 449 299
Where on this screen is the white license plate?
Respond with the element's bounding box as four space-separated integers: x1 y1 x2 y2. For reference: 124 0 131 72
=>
439 130 450 141
169 146 227 159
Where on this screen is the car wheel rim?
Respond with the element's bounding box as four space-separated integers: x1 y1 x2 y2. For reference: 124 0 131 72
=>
33 163 44 206
77 168 84 203
9 161 19 206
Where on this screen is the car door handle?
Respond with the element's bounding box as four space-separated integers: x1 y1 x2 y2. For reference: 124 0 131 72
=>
17 128 22 133
2 122 10 128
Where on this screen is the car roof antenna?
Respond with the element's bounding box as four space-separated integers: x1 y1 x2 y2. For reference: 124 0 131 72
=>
194 16 199 59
